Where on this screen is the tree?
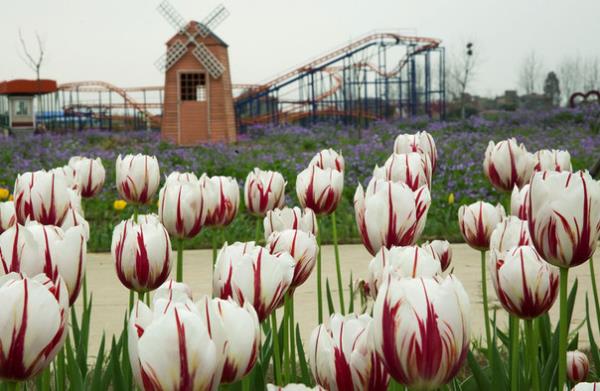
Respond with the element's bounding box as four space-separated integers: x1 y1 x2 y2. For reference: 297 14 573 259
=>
18 29 45 80
583 57 600 91
558 57 582 105
518 51 543 94
448 41 479 119
543 72 561 107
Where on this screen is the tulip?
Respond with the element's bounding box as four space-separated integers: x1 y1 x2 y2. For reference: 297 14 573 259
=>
372 152 431 191
68 156 106 197
367 246 441 299
309 313 389 391
264 206 318 239
116 154 160 204
158 173 208 239
309 149 345 172
14 170 70 225
154 279 194 302
267 385 325 391
244 168 286 217
422 240 452 271
213 241 294 322
489 216 531 253
458 201 506 251
372 275 470 389
201 175 239 227
112 214 172 293
268 229 318 289
0 273 68 382
483 138 534 192
533 149 572 172
573 383 600 391
50 166 80 192
296 165 344 215
0 201 16 234
354 179 431 256
567 350 590 384
67 187 84 216
511 184 530 220
61 207 90 242
0 223 44 277
393 131 437 172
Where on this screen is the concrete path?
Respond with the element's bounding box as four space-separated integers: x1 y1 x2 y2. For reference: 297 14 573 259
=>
76 244 600 356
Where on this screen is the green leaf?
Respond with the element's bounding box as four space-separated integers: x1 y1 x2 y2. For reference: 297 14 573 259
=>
586 296 600 377
466 349 491 390
296 324 312 386
348 271 355 314
65 338 85 390
109 337 126 391
325 278 335 316
89 334 106 391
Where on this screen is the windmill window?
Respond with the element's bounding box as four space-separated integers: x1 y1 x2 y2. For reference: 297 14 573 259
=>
180 73 206 101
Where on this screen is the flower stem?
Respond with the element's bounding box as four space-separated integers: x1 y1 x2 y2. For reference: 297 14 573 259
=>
133 206 139 224
255 218 261 244
525 319 539 391
588 259 600 335
241 376 250 391
316 218 323 324
480 250 492 360
270 311 282 385
510 316 519 391
558 267 569 391
331 211 345 314
282 297 291 382
212 230 218 268
289 295 297 382
6 382 20 391
138 291 145 303
176 237 184 282
83 273 88 310
128 290 134 312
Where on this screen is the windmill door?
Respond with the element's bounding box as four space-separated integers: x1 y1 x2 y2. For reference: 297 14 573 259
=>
178 72 209 143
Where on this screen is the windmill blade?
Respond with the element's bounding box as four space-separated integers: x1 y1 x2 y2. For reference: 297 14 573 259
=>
155 41 187 72
157 0 187 32
192 43 225 78
196 4 229 37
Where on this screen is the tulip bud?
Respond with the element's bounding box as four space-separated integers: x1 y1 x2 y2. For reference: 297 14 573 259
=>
567 350 590 384
483 138 534 192
50 166 80 192
373 152 431 191
489 216 531 253
354 179 431 256
116 154 160 204
68 156 106 197
158 173 208 239
268 229 318 289
368 246 441 299
61 207 90 242
296 165 344 215
267 385 325 391
309 149 345 172
0 201 16 234
372 275 470 389
309 313 389 391
0 273 68 381
511 184 529 220
201 175 239 227
422 240 453 271
112 214 172 293
528 171 600 268
0 223 44 277
533 149 572 172
264 206 318 239
213 242 295 322
458 201 506 251
154 279 193 302
572 382 600 390
14 170 70 225
244 168 286 217
393 131 437 172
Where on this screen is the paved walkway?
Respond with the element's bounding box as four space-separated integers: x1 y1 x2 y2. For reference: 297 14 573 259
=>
76 244 600 355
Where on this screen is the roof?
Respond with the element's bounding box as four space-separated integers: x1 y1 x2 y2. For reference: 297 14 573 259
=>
0 79 58 95
166 21 228 48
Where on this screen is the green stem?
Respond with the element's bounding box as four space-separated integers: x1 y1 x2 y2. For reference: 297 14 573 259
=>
176 238 184 282
133 206 139 224
289 295 297 382
480 250 492 360
128 290 134 312
138 291 145 303
56 348 65 391
558 267 569 391
316 218 323 324
525 319 539 391
510 316 519 391
212 230 218 268
5 382 20 391
331 211 345 314
270 311 282 385
588 259 600 336
282 297 291 382
82 273 88 310
255 218 261 244
241 376 250 391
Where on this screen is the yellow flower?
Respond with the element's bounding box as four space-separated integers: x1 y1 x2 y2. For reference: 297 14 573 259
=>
448 193 455 205
9 194 14 201
113 199 127 211
0 188 9 201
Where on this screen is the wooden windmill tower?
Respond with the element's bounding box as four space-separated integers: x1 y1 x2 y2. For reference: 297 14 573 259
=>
156 1 236 145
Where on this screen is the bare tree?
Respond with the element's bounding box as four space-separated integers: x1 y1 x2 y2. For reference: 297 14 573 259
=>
558 56 582 105
18 29 45 80
518 51 543 94
448 41 479 119
583 57 600 91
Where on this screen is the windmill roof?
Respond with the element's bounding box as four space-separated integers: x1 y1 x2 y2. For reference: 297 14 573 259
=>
166 21 228 48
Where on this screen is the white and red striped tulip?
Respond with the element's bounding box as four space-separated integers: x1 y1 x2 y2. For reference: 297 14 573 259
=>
264 206 318 239
213 241 295 322
372 152 432 191
354 179 431 256
368 246 441 299
197 296 260 384
116 154 160 204
268 229 318 289
567 350 590 384
112 214 172 293
309 313 389 391
296 165 344 215
60 208 90 242
0 201 16 234
244 168 286 217
267 385 325 391
528 171 600 268
534 149 572 172
483 138 534 192
458 201 506 251
153 279 193 303
393 131 437 172
26 222 86 305
50 166 79 192
68 156 106 197
372 275 470 389
14 170 70 225
422 240 452 272
0 273 68 381
511 184 530 220
573 383 600 390
489 246 559 319
201 175 239 227
0 223 44 277
309 149 345 172
67 187 83 216
489 216 531 253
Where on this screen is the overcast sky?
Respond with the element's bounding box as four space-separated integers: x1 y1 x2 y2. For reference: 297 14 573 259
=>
1 0 598 96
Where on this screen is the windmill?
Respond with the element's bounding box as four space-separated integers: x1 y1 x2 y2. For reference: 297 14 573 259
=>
156 1 237 145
